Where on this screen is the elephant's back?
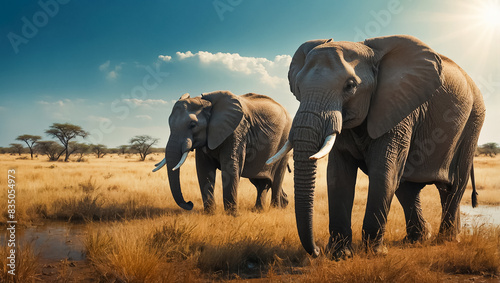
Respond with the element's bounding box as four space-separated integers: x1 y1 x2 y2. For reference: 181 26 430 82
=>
239 93 292 123
403 56 485 184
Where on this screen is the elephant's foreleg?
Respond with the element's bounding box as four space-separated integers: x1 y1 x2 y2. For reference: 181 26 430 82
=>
221 162 241 215
326 148 358 259
363 135 410 254
395 181 429 242
196 150 217 213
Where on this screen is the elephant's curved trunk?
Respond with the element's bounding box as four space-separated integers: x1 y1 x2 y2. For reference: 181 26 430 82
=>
291 101 342 257
294 146 320 257
166 139 193 210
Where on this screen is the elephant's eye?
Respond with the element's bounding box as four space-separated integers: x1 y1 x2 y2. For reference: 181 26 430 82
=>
189 121 197 129
344 79 357 93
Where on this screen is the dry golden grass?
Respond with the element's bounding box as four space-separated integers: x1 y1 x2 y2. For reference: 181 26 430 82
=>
0 153 499 281
0 241 40 282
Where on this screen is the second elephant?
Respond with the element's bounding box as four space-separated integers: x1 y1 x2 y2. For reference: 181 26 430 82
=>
154 90 292 213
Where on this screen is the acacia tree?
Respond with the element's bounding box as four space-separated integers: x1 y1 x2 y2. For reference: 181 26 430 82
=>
45 123 88 162
129 135 159 161
479 143 499 157
16 134 41 159
91 144 108 158
35 141 65 161
118 145 129 155
74 143 90 161
9 143 24 156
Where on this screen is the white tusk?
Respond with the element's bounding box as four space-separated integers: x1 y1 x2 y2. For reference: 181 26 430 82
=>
309 134 337 160
172 152 189 171
152 158 166 172
266 140 292 165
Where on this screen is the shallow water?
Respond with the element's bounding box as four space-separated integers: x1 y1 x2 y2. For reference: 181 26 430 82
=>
461 205 500 227
1 222 87 262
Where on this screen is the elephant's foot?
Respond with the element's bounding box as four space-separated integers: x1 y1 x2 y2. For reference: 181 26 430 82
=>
203 204 216 214
270 191 289 209
363 237 388 256
435 230 459 244
224 206 240 217
251 204 264 212
326 235 353 261
436 223 459 243
403 223 432 244
368 244 389 256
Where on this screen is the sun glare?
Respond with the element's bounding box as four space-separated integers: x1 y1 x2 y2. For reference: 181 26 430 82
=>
479 0 500 28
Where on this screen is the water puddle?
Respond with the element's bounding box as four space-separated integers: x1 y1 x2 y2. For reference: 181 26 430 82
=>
461 205 500 227
1 222 87 262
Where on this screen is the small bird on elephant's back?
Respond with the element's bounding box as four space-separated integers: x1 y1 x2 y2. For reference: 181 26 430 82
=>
154 90 292 214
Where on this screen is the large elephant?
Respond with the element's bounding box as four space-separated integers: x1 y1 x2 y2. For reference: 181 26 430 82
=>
268 35 485 258
154 90 291 213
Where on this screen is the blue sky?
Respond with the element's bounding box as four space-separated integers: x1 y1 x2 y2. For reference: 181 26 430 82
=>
1 0 499 147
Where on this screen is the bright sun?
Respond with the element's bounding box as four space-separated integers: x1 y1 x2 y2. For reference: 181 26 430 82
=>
475 0 500 29
479 1 500 28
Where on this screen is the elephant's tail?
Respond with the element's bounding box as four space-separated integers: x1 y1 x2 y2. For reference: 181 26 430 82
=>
471 163 478 208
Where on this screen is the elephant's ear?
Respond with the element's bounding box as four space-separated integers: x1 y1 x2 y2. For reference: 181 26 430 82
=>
364 35 443 139
202 91 243 150
289 39 333 100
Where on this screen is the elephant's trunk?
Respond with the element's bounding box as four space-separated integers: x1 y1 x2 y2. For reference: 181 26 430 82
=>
291 98 342 257
166 138 194 210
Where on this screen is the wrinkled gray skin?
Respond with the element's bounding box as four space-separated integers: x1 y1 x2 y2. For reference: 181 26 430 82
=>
163 90 291 213
286 35 485 258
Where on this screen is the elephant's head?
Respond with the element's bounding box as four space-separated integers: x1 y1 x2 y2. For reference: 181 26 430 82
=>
153 90 243 210
269 35 443 256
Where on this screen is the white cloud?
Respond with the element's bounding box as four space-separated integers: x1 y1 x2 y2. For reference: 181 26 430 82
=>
99 61 124 80
38 100 65 107
158 55 172 62
122 99 169 106
99 60 110 71
135 114 153 120
176 51 195 60
107 70 118 80
173 51 292 87
86 115 111 123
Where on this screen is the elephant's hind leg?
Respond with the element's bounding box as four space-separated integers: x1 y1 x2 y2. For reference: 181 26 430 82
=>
395 181 430 243
436 182 463 241
270 158 289 208
250 178 271 211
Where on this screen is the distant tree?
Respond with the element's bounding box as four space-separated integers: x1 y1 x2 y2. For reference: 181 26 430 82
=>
45 123 88 162
478 143 499 157
0 147 7 154
91 144 108 158
118 145 129 155
9 143 24 156
16 134 41 159
74 143 90 161
35 141 65 161
129 135 159 161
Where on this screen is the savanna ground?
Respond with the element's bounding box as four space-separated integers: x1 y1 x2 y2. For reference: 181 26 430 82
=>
0 153 499 282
